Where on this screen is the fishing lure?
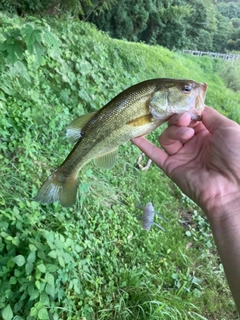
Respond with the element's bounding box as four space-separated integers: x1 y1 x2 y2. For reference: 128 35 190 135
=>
137 153 152 170
137 202 167 231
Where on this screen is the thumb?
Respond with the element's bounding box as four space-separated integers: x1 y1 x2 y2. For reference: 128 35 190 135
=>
202 107 239 133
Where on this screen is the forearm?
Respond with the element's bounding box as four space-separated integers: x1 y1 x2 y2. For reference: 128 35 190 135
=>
203 197 240 312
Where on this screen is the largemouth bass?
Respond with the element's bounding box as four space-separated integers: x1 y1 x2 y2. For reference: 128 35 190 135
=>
34 78 207 207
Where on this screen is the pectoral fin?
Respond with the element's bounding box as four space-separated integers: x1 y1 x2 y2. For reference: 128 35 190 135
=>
66 112 97 143
127 114 152 127
94 148 118 169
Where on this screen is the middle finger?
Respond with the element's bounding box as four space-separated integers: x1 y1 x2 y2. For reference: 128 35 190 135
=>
159 126 195 155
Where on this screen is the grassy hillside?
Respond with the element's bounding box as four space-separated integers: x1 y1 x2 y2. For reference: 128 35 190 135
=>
1 13 240 320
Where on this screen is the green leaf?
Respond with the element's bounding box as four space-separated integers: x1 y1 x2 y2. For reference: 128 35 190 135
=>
38 306 49 320
0 91 7 101
25 262 34 275
9 276 17 285
12 255 25 267
42 29 59 47
13 206 19 215
12 61 31 83
35 280 46 293
45 284 55 298
58 256 65 267
14 269 22 277
30 306 38 317
1 231 12 240
6 43 23 64
37 264 46 273
0 83 15 95
46 264 58 272
40 292 50 305
29 290 40 301
27 251 36 264
0 28 24 63
12 237 20 246
33 41 45 65
21 24 44 65
42 29 61 58
35 280 41 290
45 273 54 286
22 24 42 47
2 304 13 320
48 250 57 259
29 244 37 251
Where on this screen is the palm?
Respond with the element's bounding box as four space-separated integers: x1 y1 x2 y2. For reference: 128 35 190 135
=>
162 122 238 207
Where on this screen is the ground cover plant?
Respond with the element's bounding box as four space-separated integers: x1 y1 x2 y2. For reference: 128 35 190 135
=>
1 12 240 320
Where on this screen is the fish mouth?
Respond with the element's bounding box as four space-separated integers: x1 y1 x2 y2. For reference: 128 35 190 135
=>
191 82 208 120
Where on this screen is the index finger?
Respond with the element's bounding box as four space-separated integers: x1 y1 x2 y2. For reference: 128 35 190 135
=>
131 136 167 169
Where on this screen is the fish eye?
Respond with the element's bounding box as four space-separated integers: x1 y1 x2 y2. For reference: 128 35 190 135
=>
182 85 192 93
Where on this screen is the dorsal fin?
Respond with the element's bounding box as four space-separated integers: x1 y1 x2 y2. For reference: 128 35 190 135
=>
94 148 118 169
66 112 97 143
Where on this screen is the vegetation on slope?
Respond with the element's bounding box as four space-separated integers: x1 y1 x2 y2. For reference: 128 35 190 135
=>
1 0 240 52
0 12 240 320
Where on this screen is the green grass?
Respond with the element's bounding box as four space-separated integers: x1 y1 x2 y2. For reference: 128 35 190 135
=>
0 12 240 320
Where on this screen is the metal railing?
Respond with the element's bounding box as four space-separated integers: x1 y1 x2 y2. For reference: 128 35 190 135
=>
182 50 240 61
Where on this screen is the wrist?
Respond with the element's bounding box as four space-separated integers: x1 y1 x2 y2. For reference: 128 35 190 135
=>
201 191 240 227
200 191 240 311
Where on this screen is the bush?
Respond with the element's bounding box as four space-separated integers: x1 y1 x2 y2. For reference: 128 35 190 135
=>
219 59 240 92
0 0 81 15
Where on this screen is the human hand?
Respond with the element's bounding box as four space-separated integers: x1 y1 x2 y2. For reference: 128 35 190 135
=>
132 107 240 214
133 106 240 310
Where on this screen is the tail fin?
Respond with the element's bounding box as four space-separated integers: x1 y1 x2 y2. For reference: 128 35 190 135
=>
34 167 78 207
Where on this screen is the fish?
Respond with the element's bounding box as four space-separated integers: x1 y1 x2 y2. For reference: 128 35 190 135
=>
137 202 167 231
34 78 208 207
